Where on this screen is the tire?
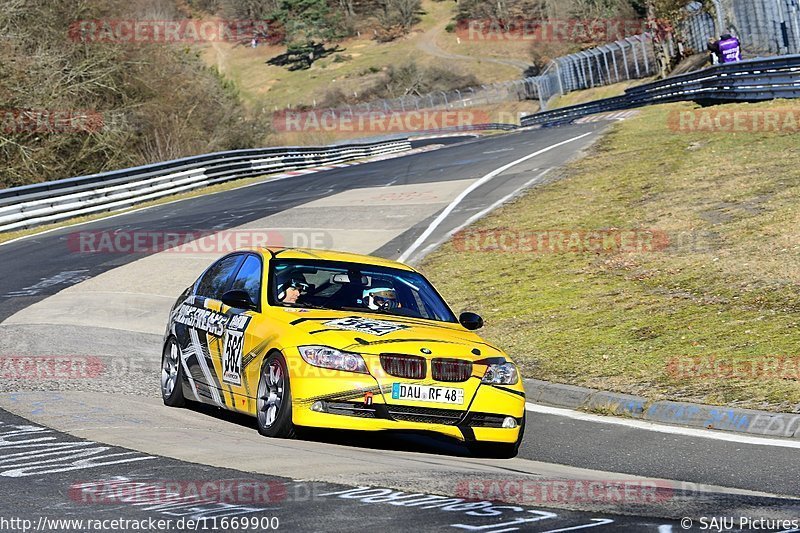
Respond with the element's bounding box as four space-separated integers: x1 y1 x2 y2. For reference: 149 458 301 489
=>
469 415 525 459
256 352 296 439
161 337 186 407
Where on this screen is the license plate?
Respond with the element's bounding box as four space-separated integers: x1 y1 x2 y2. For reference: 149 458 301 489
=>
391 383 464 405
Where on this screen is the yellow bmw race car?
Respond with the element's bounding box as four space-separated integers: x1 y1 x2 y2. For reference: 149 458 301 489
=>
161 248 526 457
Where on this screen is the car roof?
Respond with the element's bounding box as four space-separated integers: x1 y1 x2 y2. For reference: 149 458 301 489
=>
256 247 416 272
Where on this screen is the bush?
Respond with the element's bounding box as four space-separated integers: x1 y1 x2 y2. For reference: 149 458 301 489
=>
318 61 479 106
0 0 268 189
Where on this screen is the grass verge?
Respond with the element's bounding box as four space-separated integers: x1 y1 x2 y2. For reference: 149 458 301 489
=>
420 99 800 413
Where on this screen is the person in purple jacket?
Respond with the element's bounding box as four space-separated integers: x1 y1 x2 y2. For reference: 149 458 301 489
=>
717 33 742 63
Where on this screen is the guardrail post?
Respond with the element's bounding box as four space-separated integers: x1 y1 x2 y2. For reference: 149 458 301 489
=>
619 42 631 80
788 0 800 54
577 52 588 88
587 52 597 87
627 37 642 78
554 61 565 95
600 46 613 83
609 45 620 82
640 34 651 73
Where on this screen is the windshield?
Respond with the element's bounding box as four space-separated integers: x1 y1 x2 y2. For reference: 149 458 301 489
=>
269 259 458 323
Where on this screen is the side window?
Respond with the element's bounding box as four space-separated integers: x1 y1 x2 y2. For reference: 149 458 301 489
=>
195 255 243 300
230 255 263 308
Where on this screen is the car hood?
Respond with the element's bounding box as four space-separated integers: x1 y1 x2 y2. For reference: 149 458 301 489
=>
279 309 506 359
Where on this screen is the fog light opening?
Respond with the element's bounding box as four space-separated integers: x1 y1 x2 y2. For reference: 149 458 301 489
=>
502 417 517 429
311 401 325 413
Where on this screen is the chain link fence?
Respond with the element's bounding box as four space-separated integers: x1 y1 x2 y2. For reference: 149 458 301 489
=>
322 79 541 115
276 0 800 123
289 34 657 120
679 0 800 56
532 34 657 108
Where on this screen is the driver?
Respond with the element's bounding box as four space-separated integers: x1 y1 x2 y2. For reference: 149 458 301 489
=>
363 287 400 311
277 276 310 305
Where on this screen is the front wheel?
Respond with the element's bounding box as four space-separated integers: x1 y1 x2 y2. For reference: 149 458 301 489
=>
256 352 296 439
161 337 186 407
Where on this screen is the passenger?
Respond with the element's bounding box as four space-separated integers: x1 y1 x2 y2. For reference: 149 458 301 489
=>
363 287 400 311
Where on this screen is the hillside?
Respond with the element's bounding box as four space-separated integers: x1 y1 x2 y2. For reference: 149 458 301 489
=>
1 0 649 188
0 0 266 189
196 0 535 113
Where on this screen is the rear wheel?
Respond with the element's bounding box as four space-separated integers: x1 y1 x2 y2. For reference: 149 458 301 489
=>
256 352 296 439
161 337 186 407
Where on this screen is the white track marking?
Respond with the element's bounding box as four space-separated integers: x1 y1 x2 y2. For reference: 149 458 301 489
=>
540 519 615 532
398 132 593 262
411 168 552 262
526 402 800 449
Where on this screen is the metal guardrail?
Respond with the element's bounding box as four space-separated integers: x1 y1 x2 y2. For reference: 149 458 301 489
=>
0 139 412 233
521 54 800 127
5 54 798 234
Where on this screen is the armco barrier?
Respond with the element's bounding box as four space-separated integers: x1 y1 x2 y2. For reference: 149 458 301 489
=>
4 54 799 234
521 54 800 127
0 139 411 233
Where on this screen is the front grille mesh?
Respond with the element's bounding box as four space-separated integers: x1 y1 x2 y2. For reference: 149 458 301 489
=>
431 358 473 382
380 353 427 379
324 402 377 418
322 401 512 429
468 414 508 428
386 405 464 425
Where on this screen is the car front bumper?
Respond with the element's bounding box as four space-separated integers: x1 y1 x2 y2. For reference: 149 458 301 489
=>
288 354 525 444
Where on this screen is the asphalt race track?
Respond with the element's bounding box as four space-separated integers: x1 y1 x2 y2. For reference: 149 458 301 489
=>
1 123 799 532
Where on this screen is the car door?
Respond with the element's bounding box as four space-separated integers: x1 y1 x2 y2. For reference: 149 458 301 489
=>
218 253 264 414
178 253 244 407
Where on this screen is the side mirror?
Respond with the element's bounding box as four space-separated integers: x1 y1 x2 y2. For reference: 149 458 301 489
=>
221 290 256 311
459 312 484 331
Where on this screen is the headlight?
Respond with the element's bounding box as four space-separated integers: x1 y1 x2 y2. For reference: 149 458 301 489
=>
482 362 518 385
299 346 368 374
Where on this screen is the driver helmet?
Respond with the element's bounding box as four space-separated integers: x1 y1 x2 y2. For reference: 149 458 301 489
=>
277 274 310 302
363 287 399 311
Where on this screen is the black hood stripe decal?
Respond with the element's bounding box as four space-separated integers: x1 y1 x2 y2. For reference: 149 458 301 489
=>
290 316 361 326
493 385 526 398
